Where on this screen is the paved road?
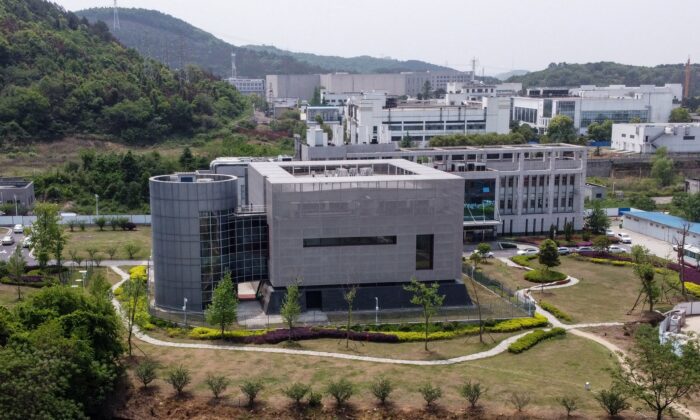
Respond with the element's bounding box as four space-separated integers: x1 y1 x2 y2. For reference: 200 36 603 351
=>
0 227 36 265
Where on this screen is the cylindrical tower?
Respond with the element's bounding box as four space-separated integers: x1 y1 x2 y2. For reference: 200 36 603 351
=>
149 173 237 312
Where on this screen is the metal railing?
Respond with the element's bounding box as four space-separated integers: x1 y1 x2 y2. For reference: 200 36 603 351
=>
463 265 534 316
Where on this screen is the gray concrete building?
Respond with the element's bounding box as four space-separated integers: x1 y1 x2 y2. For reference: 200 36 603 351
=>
246 159 467 313
0 178 35 212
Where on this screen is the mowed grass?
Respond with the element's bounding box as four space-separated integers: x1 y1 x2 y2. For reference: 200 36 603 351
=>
132 334 618 416
0 284 40 308
64 226 152 260
482 257 681 323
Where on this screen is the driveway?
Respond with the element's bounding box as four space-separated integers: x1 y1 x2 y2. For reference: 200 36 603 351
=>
609 225 676 259
0 227 35 265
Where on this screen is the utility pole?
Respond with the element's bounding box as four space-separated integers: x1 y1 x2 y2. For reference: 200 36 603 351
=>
471 57 478 83
113 0 120 30
684 57 692 100
231 52 237 79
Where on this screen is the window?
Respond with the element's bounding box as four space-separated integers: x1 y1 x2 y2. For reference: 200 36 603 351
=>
416 234 434 270
303 236 397 247
684 135 696 140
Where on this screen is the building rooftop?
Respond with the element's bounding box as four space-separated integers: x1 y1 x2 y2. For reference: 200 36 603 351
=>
623 210 700 236
0 178 32 188
250 159 461 184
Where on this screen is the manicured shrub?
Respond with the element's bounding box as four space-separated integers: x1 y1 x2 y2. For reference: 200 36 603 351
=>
489 313 548 333
685 282 700 298
418 382 442 408
509 391 531 412
134 359 158 389
508 328 566 354
165 365 191 395
283 382 310 407
594 388 630 417
240 378 264 407
524 269 567 283
325 378 355 406
369 376 394 405
307 390 323 407
459 380 486 409
205 374 230 399
511 255 537 267
539 301 573 322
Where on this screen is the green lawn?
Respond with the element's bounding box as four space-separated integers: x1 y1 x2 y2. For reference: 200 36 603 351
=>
64 226 152 260
131 333 622 416
0 284 40 308
481 257 682 323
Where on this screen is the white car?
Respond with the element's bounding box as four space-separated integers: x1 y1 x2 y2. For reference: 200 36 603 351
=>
471 249 495 258
557 247 571 255
616 233 632 244
607 245 626 254
12 224 23 234
2 236 14 245
576 246 594 252
605 228 615 236
22 236 32 249
517 247 539 256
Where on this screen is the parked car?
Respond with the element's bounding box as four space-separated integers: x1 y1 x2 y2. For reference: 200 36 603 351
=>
576 246 594 252
471 249 495 258
2 236 14 245
12 224 23 234
605 228 615 236
607 245 626 254
517 247 539 256
557 247 571 255
616 233 632 244
22 236 32 249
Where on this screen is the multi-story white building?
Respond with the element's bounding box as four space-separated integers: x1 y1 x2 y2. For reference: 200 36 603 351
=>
345 92 510 145
444 82 522 104
512 84 681 134
611 123 700 153
226 77 265 96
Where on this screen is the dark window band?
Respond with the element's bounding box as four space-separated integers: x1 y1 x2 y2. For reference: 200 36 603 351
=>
303 236 397 247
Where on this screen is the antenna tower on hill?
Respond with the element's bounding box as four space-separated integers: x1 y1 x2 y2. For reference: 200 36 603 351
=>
113 0 120 30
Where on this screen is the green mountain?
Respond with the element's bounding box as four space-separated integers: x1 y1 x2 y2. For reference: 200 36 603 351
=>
243 44 454 74
0 0 248 144
507 61 700 96
75 8 454 78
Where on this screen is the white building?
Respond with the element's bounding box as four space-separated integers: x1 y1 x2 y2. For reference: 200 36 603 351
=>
444 82 522 104
226 77 265 96
320 90 359 107
611 123 700 154
512 84 681 134
345 92 510 145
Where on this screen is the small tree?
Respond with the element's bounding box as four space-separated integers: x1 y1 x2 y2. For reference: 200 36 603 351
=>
548 224 557 240
166 365 191 396
557 396 578 417
459 380 486 410
635 263 658 312
109 218 120 231
68 249 83 270
86 247 100 267
343 286 356 349
94 216 107 231
123 272 146 356
538 239 560 273
594 388 630 417
67 219 77 232
369 376 394 405
612 325 700 420
476 242 491 257
124 243 141 260
508 391 531 412
7 246 26 301
326 378 354 407
240 378 264 407
205 374 230 399
135 359 158 389
78 220 86 231
586 201 610 234
283 382 310 407
564 221 574 242
593 235 611 253
418 383 442 408
651 147 674 187
280 281 302 342
205 273 238 338
105 246 118 260
404 277 445 351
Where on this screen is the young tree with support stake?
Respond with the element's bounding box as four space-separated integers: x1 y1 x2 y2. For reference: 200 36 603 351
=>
7 246 26 301
205 272 238 338
281 280 301 342
343 286 357 349
404 277 445 351
123 270 146 356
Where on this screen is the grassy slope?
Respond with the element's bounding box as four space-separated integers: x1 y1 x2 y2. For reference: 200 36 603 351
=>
64 226 152 260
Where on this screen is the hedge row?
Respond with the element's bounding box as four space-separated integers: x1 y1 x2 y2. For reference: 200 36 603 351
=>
539 301 573 323
686 282 700 298
508 328 566 354
187 314 550 344
524 269 567 283
511 255 538 267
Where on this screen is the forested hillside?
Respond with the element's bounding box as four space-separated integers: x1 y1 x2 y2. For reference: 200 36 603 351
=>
76 8 453 78
508 62 700 97
0 0 249 144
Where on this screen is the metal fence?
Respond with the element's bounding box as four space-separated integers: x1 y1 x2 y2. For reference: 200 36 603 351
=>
463 265 534 316
0 214 151 226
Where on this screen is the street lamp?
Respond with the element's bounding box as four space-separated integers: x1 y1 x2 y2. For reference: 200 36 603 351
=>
13 194 18 217
375 297 379 325
79 270 87 289
94 194 99 217
183 297 188 327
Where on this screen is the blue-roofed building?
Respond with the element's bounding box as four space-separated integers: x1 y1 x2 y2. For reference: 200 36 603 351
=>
621 210 700 245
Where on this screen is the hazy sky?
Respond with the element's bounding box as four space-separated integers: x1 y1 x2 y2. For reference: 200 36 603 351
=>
53 0 700 74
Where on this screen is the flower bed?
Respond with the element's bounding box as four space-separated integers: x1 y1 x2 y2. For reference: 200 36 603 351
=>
508 328 566 354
